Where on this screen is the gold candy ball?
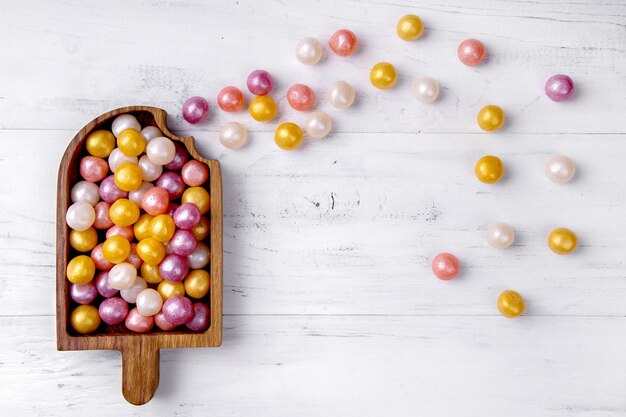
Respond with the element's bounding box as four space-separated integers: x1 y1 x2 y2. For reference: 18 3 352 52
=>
66 255 96 284
109 198 140 227
184 270 210 299
133 213 154 241
548 228 578 255
158 280 186 301
117 128 147 157
249 96 277 122
69 227 98 252
370 62 397 90
136 237 166 265
86 130 116 158
114 162 143 192
102 235 131 264
396 14 424 41
182 187 211 214
474 155 504 184
497 290 525 318
191 217 210 241
274 122 303 151
149 214 176 242
141 262 163 284
70 304 101 334
477 105 505 131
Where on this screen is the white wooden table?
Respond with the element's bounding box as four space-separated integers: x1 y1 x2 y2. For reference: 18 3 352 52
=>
1 0 626 415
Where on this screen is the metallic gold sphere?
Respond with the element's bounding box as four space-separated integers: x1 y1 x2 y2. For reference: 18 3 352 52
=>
474 155 504 184
396 14 424 41
149 214 176 242
141 262 163 284
85 130 116 158
249 96 277 122
182 187 211 214
114 162 143 192
117 128 146 157
477 105 505 131
102 235 131 264
157 280 185 301
133 213 154 241
66 255 96 284
274 122 303 150
70 305 101 334
184 270 210 299
109 198 140 227
548 228 578 255
370 62 397 90
497 290 525 318
191 217 210 241
136 237 166 265
69 227 98 252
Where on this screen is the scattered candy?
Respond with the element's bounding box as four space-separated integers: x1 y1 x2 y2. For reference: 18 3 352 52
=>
249 95 277 122
497 290 525 318
247 70 273 96
219 121 248 149
412 77 440 103
370 62 397 89
328 80 356 109
396 14 424 41
432 253 460 280
295 37 323 65
304 111 332 139
545 155 575 184
545 74 574 102
458 38 486 66
217 86 245 112
486 223 515 250
182 96 209 124
474 155 504 184
329 29 357 56
477 105 505 131
275 122 304 150
287 84 316 111
547 228 578 255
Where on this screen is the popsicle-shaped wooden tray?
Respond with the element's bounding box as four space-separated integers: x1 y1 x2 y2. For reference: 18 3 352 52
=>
56 106 222 405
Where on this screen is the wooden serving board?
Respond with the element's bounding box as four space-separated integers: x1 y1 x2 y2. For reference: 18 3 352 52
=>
56 106 223 405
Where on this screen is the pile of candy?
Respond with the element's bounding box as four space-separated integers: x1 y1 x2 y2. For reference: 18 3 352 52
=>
65 114 211 334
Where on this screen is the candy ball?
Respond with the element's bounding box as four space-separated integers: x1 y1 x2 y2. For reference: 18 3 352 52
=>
497 290 525 318
108 148 138 173
217 86 245 113
304 111 332 139
219 121 248 149
249 96 277 122
182 96 209 124
114 162 143 192
181 160 209 186
545 74 574 102
141 186 170 216
296 37 323 65
545 155 576 184
71 181 100 206
170 229 197 257
106 225 134 241
158 280 186 301
99 175 128 204
548 228 578 255
134 213 154 240
138 155 163 182
136 237 166 265
107 262 137 291
159 254 189 282
125 307 154 333
274 122 303 151
102 235 131 264
184 270 210 299
126 242 144 269
412 77 440 103
329 29 357 56
70 305 100 334
117 128 146 157
191 218 210 241
458 39 486 66
164 143 189 172
370 62 397 90
141 126 162 141
162 296 194 326
156 171 185 199
79 156 109 182
431 253 460 280
111 114 141 138
186 302 210 332
155 312 177 331
93 201 114 230
397 14 424 41
188 242 210 269
477 105 505 131
246 70 273 96
129 182 154 206
67 255 96 284
120 277 147 304
70 282 98 305
182 186 210 214
149 214 176 242
486 223 515 250
135 288 163 317
99 297 129 325
146 137 176 165
141 262 163 284
66 201 95 232
328 80 356 109
86 130 116 158
475 155 504 184
69 227 98 252
108 198 140 227
287 84 316 111
95 271 118 298
91 243 114 271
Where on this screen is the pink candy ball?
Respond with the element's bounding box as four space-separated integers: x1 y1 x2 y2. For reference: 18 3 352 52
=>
182 96 209 124
91 243 114 271
70 282 98 305
186 302 210 332
170 229 197 257
287 84 316 111
432 253 461 280
95 271 118 298
163 142 189 171
154 311 178 331
162 296 194 326
217 86 245 112
181 160 209 187
125 307 154 332
141 187 170 216
93 201 114 230
167 202 180 218
246 70 273 96
173 203 201 229
328 29 358 57
545 74 574 102
159 254 189 282
80 156 109 182
458 39 486 66
125 242 143 269
99 297 129 325
106 225 134 241
99 175 128 204
156 171 185 200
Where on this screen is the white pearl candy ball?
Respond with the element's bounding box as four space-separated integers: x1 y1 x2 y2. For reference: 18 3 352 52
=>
71 181 100 206
413 77 440 103
486 223 515 250
120 277 147 303
138 155 163 182
545 155 575 184
111 114 141 138
108 148 138 173
141 126 163 141
219 121 248 149
146 137 176 165
328 81 356 109
188 242 210 269
129 182 154 206
304 111 332 139
66 201 96 231
295 37 323 65
108 262 137 290
136 288 163 317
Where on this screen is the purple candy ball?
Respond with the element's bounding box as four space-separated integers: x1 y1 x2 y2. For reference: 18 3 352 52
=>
163 142 189 171
162 296 194 326
247 70 273 96
156 171 185 200
545 74 574 102
182 96 209 124
186 302 210 332
170 229 198 257
173 203 201 229
167 202 180 218
70 282 98 305
99 297 129 325
159 254 189 282
95 271 119 298
99 175 128 203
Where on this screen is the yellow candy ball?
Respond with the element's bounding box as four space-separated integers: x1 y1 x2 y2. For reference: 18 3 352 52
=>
109 198 140 227
117 128 147 157
474 155 504 184
477 105 505 131
66 255 96 284
114 162 143 192
249 96 277 122
274 122 303 151
69 227 98 252
136 237 166 265
548 228 578 255
141 262 163 284
370 62 397 90
134 213 154 241
497 290 525 318
149 214 176 242
184 270 210 299
85 130 116 158
182 187 210 214
102 235 131 264
397 14 424 41
158 280 186 301
191 217 210 241
70 305 101 334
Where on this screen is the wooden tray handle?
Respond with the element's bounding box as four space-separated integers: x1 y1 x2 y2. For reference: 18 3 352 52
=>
121 338 160 406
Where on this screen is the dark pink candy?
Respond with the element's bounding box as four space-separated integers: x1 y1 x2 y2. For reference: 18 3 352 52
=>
186 302 210 332
95 271 118 298
182 96 209 124
170 229 197 257
163 142 189 171
246 70 273 96
156 171 185 200
162 296 194 326
545 74 574 102
173 203 201 229
70 282 98 304
159 254 189 282
99 297 129 325
99 175 128 203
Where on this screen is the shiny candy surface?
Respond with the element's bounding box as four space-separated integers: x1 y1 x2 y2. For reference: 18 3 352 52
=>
99 297 129 325
432 253 460 280
188 242 210 270
182 186 210 214
184 270 210 299
157 280 186 301
69 227 98 252
107 262 137 291
125 307 154 333
141 126 162 141
217 86 245 112
141 186 170 216
69 282 98 305
109 198 140 227
548 228 578 255
128 182 154 206
287 84 316 111
191 218 210 241
71 180 100 206
111 114 141 138
136 237 166 265
182 96 209 124
295 37 323 65
274 122 304 150
246 70 273 96
146 136 176 165
141 262 163 284
477 105 505 131
95 271 118 298
219 121 248 149
162 296 194 326
412 77 440 103
396 14 424 41
70 305 101 334
170 229 197 257
164 142 189 170
79 156 109 182
138 155 163 182
304 111 332 139
93 201 114 230
159 254 189 282
458 38 486 66
545 74 574 102
102 235 131 264
120 277 147 303
474 155 504 184
156 171 185 199
328 29 357 56
91 243 114 271
133 213 154 240
497 290 525 318
106 224 134 241
545 155 576 184
181 160 209 186
99 175 128 203
126 243 143 269
370 62 397 90
67 255 96 284
117 128 146 157
136 288 163 316
86 130 116 158
149 214 176 242
114 162 143 192
155 312 177 331
486 223 515 250
66 201 96 231
249 96 277 122
328 81 356 109
186 302 210 332
108 148 138 173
